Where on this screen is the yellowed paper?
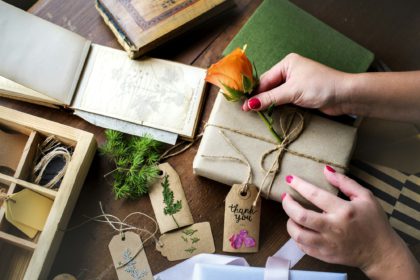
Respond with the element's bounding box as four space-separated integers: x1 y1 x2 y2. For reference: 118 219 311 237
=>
73 44 206 137
7 189 53 231
5 201 38 238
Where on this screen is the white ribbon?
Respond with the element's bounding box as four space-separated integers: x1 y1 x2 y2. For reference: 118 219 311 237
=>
154 239 305 280
264 256 290 280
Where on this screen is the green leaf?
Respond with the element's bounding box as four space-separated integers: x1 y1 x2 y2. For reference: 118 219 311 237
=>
185 247 197 254
162 174 183 216
252 61 260 86
220 82 244 102
191 237 200 244
182 229 198 236
242 74 253 94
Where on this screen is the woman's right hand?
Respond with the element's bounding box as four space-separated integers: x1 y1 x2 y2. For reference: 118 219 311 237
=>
242 53 351 115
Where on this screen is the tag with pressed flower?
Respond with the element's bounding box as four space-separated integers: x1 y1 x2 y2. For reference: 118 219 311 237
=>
156 222 215 261
108 231 153 280
148 163 194 234
223 184 261 253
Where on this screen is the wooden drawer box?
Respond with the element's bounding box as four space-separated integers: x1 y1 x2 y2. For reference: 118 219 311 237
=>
0 106 96 279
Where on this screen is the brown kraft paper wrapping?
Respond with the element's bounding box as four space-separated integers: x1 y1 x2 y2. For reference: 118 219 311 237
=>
149 163 194 233
193 93 357 205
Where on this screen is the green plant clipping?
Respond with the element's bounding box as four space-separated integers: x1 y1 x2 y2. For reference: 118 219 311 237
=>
100 130 161 199
162 174 182 227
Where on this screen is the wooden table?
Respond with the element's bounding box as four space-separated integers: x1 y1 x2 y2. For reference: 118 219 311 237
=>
1 0 419 279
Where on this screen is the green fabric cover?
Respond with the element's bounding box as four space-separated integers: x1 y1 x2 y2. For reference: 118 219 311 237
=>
223 0 374 74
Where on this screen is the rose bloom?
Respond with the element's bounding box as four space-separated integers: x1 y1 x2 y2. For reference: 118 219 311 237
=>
205 48 254 101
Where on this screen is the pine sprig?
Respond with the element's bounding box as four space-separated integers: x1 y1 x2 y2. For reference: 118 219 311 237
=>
161 174 182 227
100 130 161 199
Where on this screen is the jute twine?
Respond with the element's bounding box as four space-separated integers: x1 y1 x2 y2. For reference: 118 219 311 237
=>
65 202 159 269
0 188 15 203
202 109 346 206
32 135 72 189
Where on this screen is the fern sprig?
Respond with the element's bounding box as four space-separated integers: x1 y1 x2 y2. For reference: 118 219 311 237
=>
162 174 182 227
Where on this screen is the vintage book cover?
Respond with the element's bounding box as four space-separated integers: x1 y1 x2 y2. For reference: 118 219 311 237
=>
96 0 234 58
0 1 206 141
224 0 374 74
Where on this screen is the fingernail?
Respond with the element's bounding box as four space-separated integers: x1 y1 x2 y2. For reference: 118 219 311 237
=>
285 175 293 184
281 192 286 201
326 165 336 173
248 98 261 110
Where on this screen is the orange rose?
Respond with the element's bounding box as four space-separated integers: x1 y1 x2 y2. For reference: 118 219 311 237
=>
205 47 256 101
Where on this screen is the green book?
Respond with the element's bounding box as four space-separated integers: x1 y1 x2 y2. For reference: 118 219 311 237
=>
224 0 374 74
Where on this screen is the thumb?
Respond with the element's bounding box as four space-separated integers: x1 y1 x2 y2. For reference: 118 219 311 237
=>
323 165 370 200
242 84 294 111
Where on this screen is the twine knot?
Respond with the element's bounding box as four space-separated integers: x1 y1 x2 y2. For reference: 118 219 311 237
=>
202 107 348 207
0 188 15 203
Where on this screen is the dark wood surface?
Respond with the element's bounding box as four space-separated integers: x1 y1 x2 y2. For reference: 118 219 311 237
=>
1 0 419 279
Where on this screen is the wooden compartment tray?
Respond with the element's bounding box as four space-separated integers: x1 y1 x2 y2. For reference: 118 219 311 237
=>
0 106 96 280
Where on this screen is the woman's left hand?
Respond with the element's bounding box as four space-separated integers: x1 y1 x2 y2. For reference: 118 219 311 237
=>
281 166 420 280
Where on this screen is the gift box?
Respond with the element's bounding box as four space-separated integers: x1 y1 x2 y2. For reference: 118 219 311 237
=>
193 263 347 280
193 94 357 205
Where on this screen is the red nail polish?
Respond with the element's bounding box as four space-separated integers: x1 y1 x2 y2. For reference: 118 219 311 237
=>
248 98 261 110
285 175 293 184
281 193 286 201
326 165 336 173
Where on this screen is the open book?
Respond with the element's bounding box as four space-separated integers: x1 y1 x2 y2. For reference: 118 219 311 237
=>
0 1 207 142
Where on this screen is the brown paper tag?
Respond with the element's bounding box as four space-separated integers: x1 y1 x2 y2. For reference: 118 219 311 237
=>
148 163 194 233
108 231 153 280
156 222 215 261
223 184 261 253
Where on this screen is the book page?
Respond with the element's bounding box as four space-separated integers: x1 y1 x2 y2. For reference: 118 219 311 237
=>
0 76 62 107
0 1 91 105
72 44 206 138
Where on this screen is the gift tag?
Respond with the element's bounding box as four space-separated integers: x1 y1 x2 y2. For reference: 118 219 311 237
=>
5 203 38 238
223 184 261 253
148 163 194 233
109 231 153 280
5 189 53 238
156 222 215 261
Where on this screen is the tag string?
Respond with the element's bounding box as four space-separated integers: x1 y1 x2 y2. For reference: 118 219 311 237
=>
0 188 15 203
159 133 203 162
65 202 159 269
202 109 347 206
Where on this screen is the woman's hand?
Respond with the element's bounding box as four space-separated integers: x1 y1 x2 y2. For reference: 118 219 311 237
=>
242 53 420 123
282 166 420 280
242 53 350 115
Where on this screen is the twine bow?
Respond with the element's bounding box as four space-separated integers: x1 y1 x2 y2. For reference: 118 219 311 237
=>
202 108 346 206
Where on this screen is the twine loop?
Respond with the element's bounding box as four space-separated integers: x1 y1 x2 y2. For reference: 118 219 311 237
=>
32 135 72 189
